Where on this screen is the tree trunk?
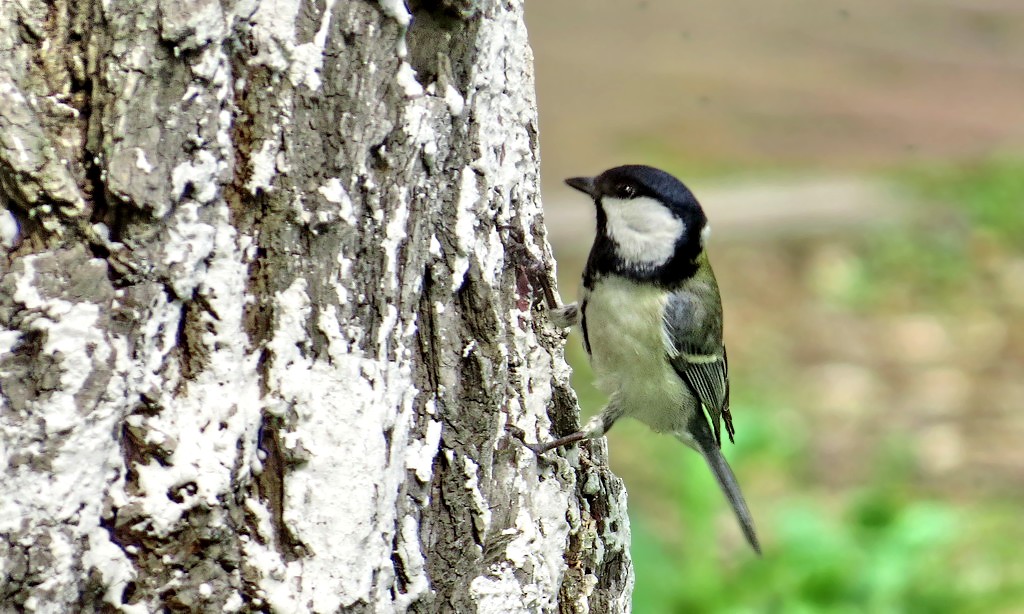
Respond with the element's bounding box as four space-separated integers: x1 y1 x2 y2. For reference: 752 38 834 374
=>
0 0 632 611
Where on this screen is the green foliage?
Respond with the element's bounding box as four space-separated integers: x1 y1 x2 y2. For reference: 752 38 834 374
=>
585 389 1024 613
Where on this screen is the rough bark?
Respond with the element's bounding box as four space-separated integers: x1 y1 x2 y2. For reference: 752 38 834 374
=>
0 0 632 612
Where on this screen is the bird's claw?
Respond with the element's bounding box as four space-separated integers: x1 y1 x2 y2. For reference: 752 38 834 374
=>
507 425 549 455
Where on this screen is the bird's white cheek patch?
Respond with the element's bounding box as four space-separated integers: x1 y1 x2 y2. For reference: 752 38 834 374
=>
603 196 684 267
701 224 711 247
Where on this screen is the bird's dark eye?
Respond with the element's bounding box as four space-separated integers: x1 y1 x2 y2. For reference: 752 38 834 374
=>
614 183 636 199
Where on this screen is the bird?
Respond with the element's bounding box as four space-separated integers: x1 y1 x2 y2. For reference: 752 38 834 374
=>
524 164 760 554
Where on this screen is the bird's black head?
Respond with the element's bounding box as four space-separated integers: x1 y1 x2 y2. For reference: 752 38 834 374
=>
566 165 709 287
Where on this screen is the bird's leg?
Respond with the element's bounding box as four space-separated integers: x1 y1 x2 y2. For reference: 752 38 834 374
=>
516 397 623 455
520 429 588 455
549 302 580 328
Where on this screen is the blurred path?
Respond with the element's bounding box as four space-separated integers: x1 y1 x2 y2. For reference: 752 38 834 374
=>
545 176 901 250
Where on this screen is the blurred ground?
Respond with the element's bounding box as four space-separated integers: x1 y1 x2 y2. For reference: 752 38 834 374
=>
525 1 1024 611
527 0 1024 180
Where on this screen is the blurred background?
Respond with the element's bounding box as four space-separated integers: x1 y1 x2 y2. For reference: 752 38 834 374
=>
525 1 1024 611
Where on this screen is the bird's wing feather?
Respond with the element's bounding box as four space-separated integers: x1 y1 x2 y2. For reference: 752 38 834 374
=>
663 289 734 446
677 351 733 446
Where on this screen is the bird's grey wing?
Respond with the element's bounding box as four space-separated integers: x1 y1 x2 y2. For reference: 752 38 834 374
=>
663 290 734 446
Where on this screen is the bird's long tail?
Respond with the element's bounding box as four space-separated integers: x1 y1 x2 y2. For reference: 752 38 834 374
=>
690 414 762 555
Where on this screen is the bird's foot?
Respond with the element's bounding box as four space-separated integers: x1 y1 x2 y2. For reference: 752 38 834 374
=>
549 303 579 328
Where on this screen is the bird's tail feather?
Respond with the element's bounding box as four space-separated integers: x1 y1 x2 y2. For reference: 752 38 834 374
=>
690 414 761 555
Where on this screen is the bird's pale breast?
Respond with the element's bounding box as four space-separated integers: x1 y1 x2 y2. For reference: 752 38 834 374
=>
584 276 695 434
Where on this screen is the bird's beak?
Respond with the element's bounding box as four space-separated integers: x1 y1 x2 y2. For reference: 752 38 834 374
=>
564 176 597 198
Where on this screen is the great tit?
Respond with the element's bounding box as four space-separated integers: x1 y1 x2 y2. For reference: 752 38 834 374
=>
527 164 760 554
